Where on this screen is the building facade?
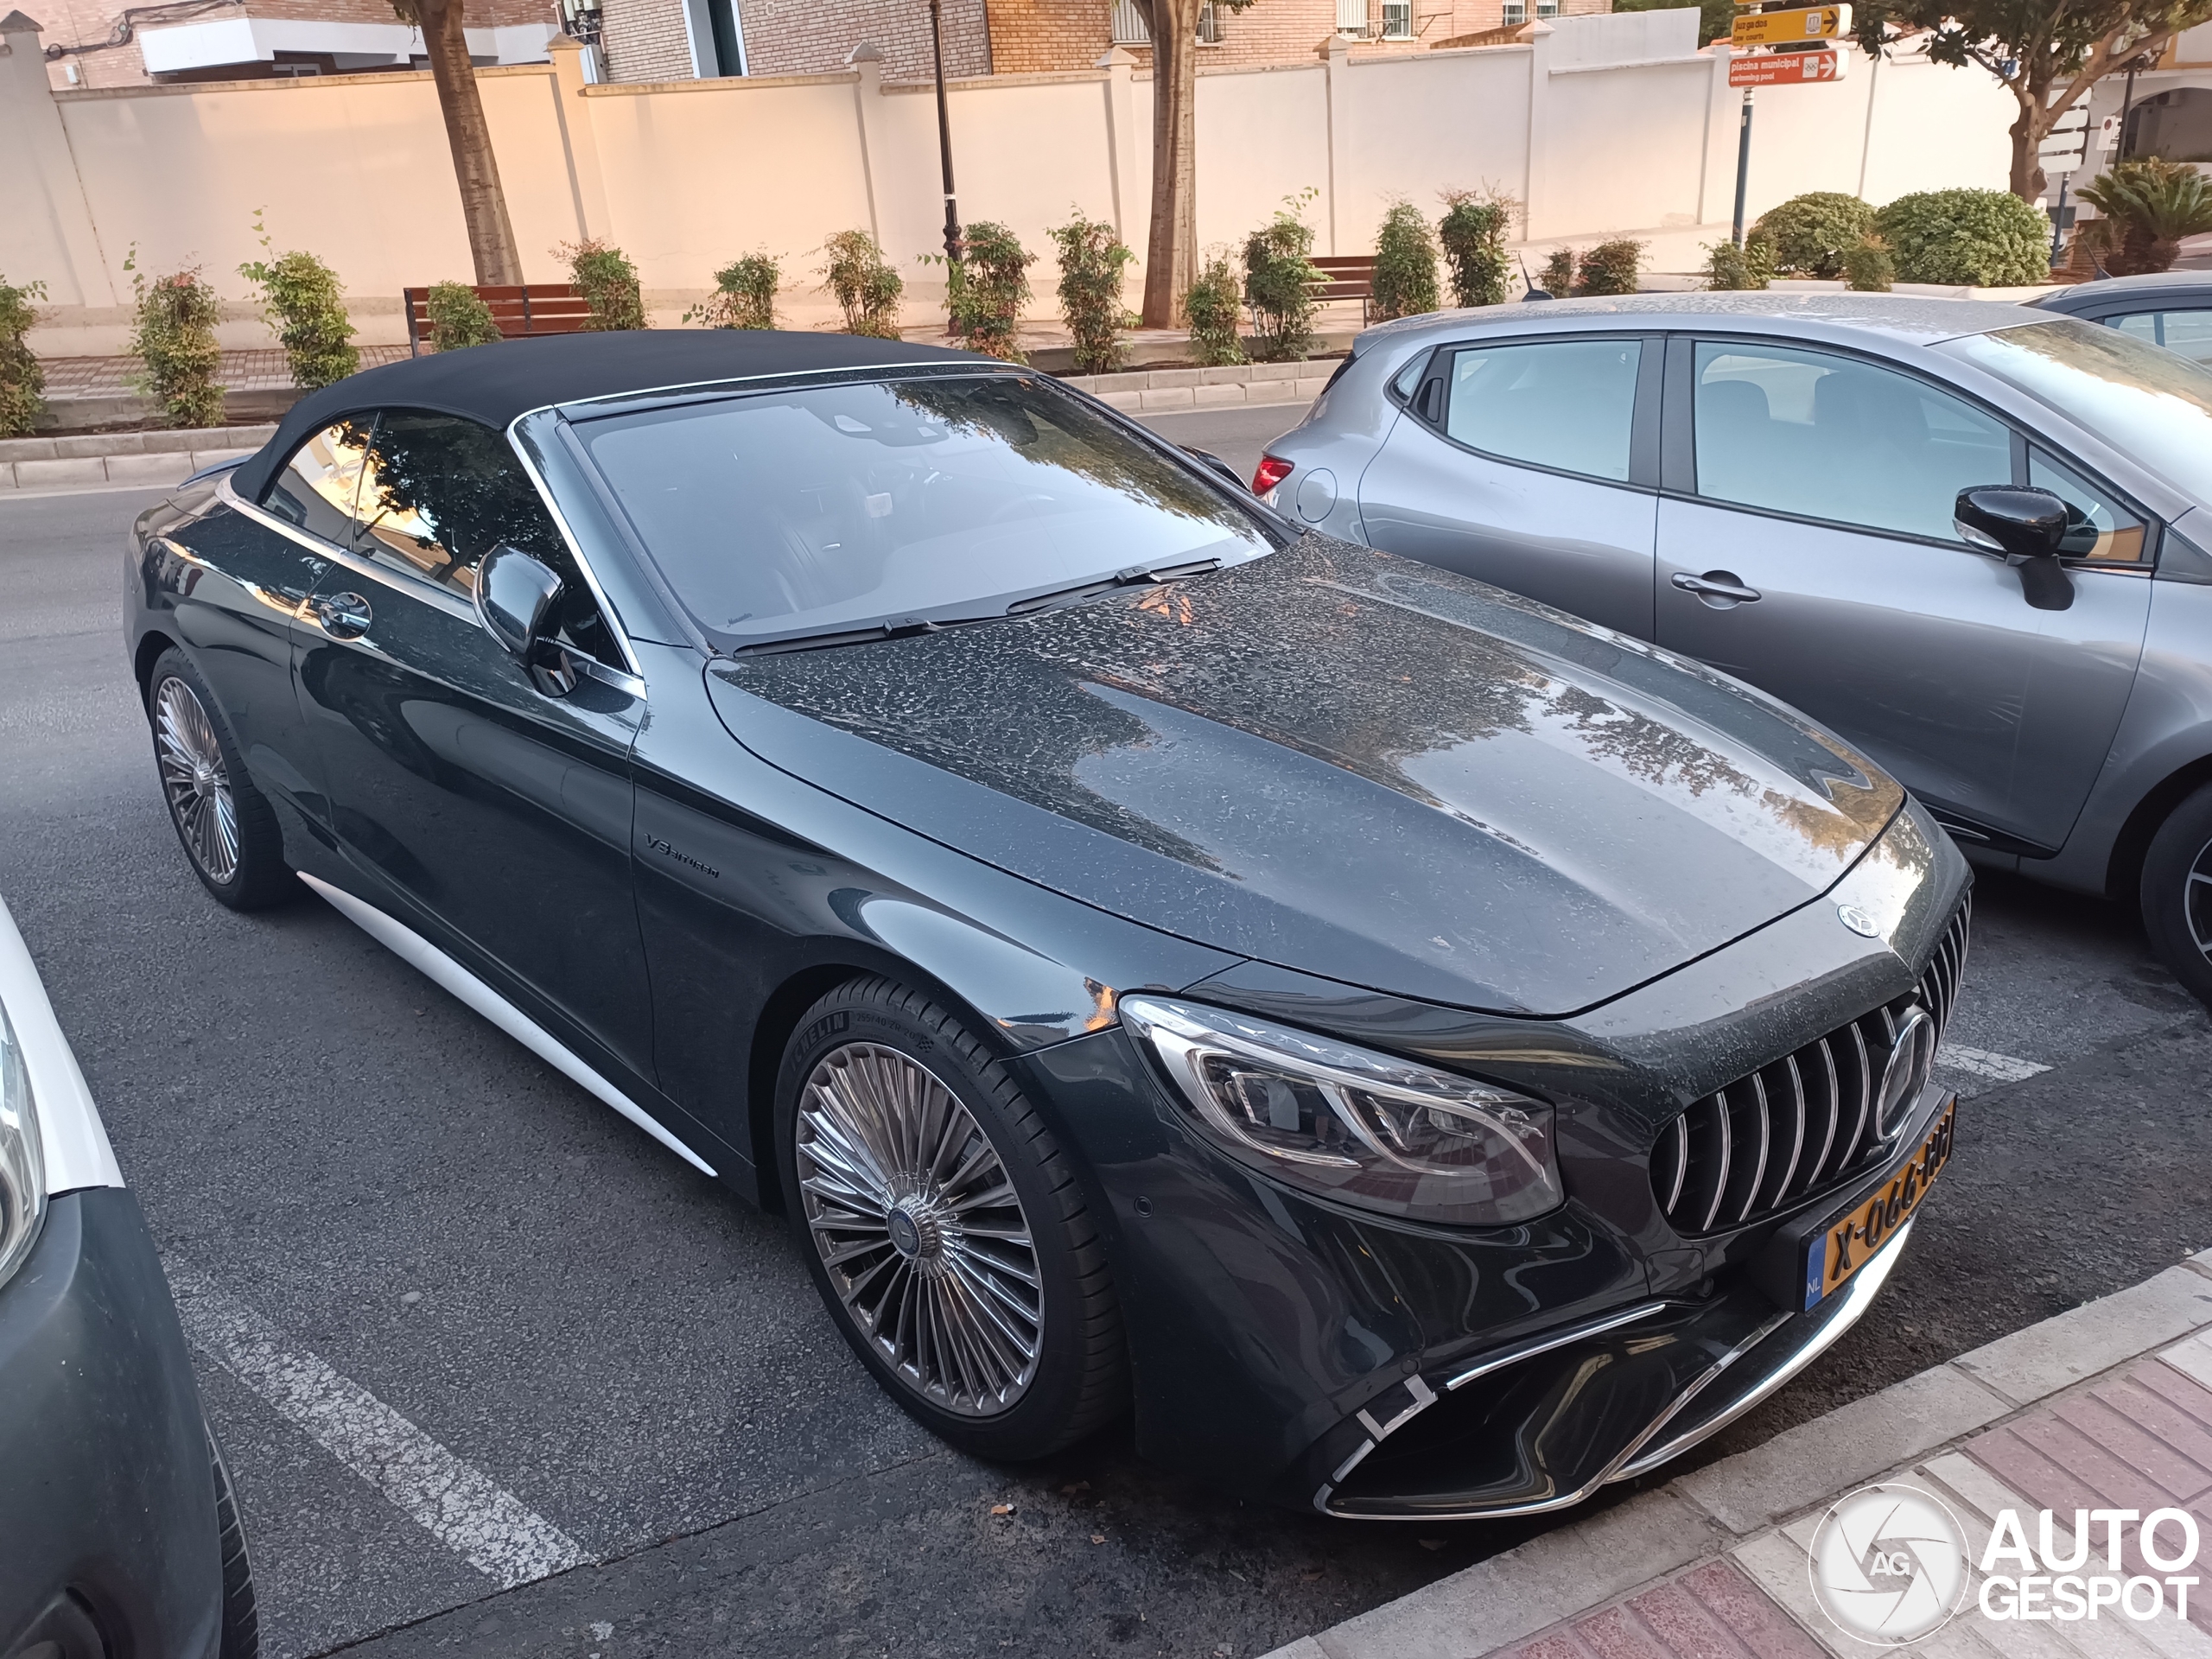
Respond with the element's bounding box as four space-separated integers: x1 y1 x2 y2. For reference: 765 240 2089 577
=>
594 0 1605 86
38 0 557 90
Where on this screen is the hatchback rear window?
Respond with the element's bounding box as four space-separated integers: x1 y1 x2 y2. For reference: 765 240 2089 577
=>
577 373 1272 650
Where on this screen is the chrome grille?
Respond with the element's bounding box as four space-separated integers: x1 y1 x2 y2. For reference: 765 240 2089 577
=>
1650 898 1969 1236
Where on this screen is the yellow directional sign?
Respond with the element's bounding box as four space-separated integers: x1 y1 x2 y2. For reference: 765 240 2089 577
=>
1730 4 1850 45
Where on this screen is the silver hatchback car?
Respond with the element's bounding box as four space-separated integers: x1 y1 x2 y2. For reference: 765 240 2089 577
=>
1259 293 2212 1003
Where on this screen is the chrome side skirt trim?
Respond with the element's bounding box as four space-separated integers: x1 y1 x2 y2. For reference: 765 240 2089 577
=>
299 872 717 1178
1316 1222 1916 1521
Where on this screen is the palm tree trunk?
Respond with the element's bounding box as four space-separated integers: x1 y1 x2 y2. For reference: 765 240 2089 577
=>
416 0 524 286
1139 0 1201 329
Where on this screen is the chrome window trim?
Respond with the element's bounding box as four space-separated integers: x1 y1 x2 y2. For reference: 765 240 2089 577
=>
505 413 647 683
219 473 474 626
513 359 1014 429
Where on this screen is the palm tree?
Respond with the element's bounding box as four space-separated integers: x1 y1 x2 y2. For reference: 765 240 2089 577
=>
394 0 524 285
2079 157 2212 274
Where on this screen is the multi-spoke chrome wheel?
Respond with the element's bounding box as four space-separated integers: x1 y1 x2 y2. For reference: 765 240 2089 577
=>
2186 838 2212 965
155 677 240 885
794 1042 1043 1417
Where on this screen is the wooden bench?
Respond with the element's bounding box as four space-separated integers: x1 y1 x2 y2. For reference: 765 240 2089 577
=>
1308 256 1376 324
403 284 595 355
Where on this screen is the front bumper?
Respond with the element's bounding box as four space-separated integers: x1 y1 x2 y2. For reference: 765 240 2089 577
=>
0 1189 222 1659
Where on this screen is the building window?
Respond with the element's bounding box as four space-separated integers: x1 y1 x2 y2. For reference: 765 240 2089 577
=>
1381 0 1412 34
1337 0 1368 32
1535 0 1558 14
1114 0 1222 42
1502 0 1526 22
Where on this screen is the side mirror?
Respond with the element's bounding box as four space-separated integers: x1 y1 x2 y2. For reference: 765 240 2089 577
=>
1954 486 2075 612
475 543 565 659
1185 447 1247 491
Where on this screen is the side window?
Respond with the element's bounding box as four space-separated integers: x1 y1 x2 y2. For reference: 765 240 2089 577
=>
1440 339 1642 483
262 419 374 544
1691 342 2012 543
2028 449 2151 563
355 410 621 667
2107 310 2212 369
354 410 563 594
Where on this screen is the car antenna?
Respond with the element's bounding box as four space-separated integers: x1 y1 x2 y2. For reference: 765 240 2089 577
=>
1521 254 1554 302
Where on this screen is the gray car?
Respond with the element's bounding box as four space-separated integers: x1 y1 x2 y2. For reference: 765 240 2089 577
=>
1259 293 2212 1004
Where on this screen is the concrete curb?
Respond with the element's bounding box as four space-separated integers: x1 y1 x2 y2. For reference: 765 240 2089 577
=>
1061 361 1339 413
0 424 274 492
1265 1249 2212 1659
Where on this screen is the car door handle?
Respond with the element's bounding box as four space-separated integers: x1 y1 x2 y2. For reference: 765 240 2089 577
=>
308 591 373 639
1671 571 1763 606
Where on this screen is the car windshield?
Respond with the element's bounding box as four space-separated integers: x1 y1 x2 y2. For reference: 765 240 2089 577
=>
576 372 1273 649
1947 319 2212 499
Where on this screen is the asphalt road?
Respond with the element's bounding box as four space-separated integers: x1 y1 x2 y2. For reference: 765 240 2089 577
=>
2 425 2206 1659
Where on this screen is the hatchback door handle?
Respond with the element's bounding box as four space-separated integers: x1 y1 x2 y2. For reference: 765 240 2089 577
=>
1671 570 1762 606
309 591 373 639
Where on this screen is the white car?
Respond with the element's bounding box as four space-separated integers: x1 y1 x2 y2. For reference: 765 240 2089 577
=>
0 896 257 1659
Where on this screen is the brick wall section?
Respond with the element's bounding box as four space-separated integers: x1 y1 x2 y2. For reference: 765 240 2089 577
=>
601 0 695 79
734 0 988 81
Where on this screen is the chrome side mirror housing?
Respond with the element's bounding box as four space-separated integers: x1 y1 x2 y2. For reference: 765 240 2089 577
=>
475 543 565 659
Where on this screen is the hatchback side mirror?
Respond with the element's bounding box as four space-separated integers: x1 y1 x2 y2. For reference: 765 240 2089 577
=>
475 543 565 659
1954 486 2075 612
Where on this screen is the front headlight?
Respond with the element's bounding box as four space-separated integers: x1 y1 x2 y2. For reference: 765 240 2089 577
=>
1120 996 1562 1226
0 1002 47 1290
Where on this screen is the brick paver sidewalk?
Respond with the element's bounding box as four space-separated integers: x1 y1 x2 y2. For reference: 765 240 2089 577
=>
41 346 413 397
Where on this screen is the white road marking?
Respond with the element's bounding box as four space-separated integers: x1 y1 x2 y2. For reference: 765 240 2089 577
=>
1936 1043 2053 1083
167 1266 588 1587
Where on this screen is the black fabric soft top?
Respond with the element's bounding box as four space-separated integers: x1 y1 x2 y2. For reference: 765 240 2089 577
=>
230 329 989 500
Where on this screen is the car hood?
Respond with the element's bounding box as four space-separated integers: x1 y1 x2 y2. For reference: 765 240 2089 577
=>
706 536 1901 1016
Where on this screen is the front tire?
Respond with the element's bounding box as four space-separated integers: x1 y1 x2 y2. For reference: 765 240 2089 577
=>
774 976 1128 1460
2140 781 2212 1009
145 649 294 911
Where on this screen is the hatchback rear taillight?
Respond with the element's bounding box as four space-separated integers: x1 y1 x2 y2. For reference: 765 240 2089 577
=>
1253 456 1294 496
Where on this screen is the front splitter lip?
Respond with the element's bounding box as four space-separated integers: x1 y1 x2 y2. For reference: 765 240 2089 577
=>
1313 1214 1916 1521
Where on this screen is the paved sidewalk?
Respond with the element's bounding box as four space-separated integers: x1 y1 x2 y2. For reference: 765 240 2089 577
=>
1268 1251 2212 1659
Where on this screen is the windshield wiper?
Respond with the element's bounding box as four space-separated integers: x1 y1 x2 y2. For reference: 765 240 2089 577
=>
724 558 1225 657
1003 556 1224 616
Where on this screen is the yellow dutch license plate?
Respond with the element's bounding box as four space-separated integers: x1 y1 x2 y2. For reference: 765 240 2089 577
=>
1802 1097 1955 1311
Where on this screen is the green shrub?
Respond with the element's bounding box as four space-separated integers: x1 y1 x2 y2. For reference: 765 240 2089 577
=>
820 229 904 338
936 220 1033 364
1539 247 1577 296
1873 188 2049 286
1704 229 1777 290
1437 190 1514 308
559 238 647 331
128 257 224 429
687 253 780 329
1574 238 1644 296
1370 200 1440 321
1049 210 1135 374
1843 234 1895 292
0 275 47 439
238 221 358 391
1184 251 1246 366
1753 192 1877 279
1243 191 1322 362
2077 158 2212 275
424 281 502 351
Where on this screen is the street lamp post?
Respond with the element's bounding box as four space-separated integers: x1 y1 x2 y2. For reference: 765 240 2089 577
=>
929 0 963 264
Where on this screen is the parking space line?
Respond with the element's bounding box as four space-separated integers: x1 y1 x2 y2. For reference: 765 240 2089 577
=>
1935 1043 2053 1084
166 1266 588 1589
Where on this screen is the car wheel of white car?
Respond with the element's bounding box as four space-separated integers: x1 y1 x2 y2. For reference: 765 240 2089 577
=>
2140 781 2212 1010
